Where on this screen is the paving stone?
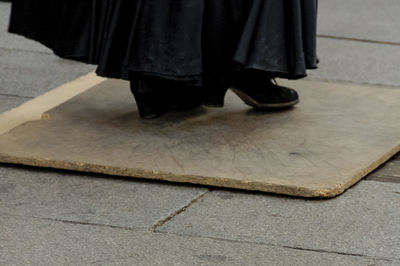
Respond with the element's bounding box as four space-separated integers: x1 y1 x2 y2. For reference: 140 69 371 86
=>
367 160 400 183
0 2 51 53
0 48 94 98
309 38 400 87
0 94 30 114
0 165 208 229
0 215 377 266
158 181 400 260
319 0 400 43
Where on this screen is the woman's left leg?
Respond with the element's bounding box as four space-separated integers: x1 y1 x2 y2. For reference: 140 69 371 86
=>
202 0 318 109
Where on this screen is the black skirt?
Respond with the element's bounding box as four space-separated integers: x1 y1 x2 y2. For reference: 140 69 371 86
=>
9 0 318 85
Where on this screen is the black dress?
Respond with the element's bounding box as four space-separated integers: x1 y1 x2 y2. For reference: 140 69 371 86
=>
9 0 318 107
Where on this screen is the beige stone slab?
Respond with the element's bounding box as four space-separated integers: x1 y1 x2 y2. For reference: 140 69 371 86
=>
1 77 400 198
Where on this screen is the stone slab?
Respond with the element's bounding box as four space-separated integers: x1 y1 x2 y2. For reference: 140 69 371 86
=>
318 0 400 44
0 165 207 228
309 38 400 87
1 78 400 198
0 215 379 266
158 181 400 260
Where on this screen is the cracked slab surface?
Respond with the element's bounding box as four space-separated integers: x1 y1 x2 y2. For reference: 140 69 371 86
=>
0 215 380 266
158 181 400 260
0 165 208 229
1 78 400 197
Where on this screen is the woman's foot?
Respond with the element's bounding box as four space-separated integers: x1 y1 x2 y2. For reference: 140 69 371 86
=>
203 73 299 109
231 79 299 109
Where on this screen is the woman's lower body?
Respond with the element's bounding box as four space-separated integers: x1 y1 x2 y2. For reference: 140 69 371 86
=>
9 0 318 119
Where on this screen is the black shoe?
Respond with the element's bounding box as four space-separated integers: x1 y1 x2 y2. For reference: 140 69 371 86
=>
232 79 299 109
203 78 299 109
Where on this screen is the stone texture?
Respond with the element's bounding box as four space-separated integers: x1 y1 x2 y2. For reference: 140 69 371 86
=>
318 0 400 43
2 79 400 197
158 181 400 260
0 165 207 229
0 94 30 114
0 215 377 266
309 38 400 87
0 2 50 53
0 48 94 98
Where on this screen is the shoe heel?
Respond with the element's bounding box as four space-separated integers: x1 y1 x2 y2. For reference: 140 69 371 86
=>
202 86 229 107
129 80 171 119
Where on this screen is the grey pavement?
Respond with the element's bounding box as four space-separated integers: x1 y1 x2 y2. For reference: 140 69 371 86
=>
318 0 400 43
1 1 400 265
0 94 28 113
310 0 400 87
1 215 377 266
0 49 94 98
309 38 400 87
0 166 208 229
158 182 400 260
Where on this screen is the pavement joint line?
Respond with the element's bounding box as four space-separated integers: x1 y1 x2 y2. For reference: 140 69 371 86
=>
367 173 400 178
1 212 400 262
305 76 400 90
153 230 398 262
0 45 52 55
317 34 400 47
0 92 33 99
150 190 211 232
365 175 400 184
0 213 144 232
